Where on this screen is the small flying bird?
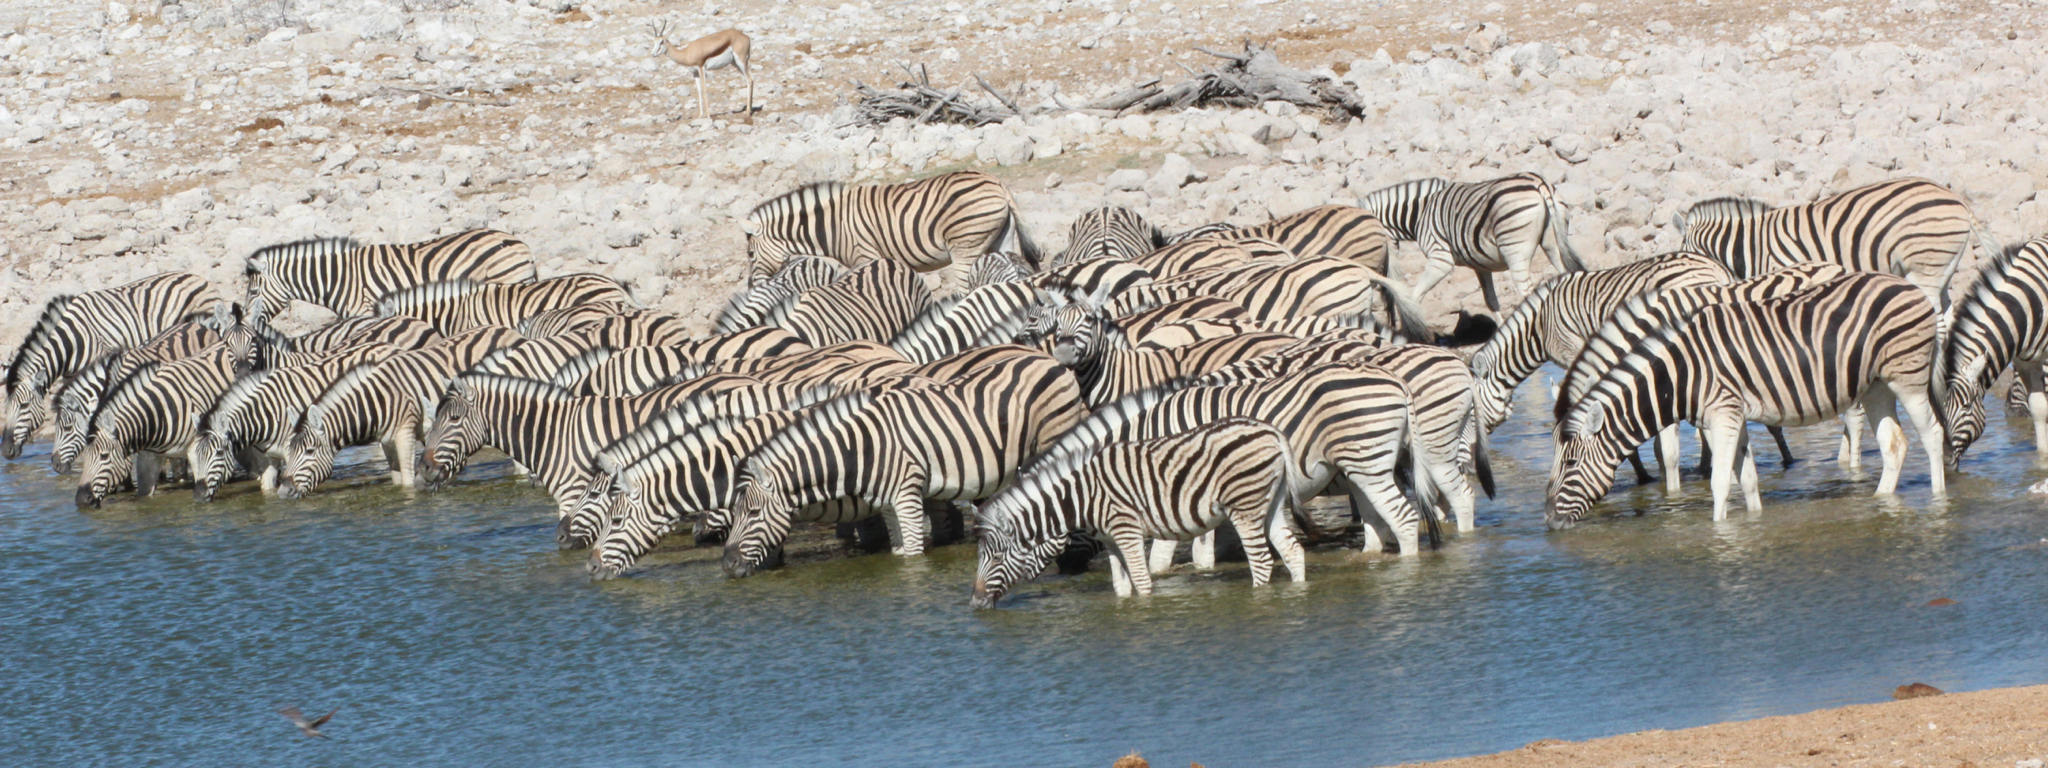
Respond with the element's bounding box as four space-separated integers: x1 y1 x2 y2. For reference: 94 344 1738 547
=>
279 706 338 739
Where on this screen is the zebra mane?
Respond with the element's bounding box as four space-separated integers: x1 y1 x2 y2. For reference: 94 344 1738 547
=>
1166 221 1236 246
1683 196 1772 222
977 435 1100 535
451 372 575 404
198 368 274 434
4 295 79 389
1560 321 1687 440
374 279 485 314
85 358 166 439
1947 239 2048 388
595 382 838 477
244 236 361 276
550 345 617 389
299 360 386 432
52 352 119 408
748 181 849 222
744 389 879 472
715 256 843 333
1020 378 1186 475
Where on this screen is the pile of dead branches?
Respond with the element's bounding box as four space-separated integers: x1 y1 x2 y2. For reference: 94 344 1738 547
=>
850 41 1366 127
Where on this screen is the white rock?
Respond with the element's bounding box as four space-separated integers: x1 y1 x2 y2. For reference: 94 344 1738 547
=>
293 30 359 55
1646 20 1675 35
1465 23 1507 54
1550 133 1590 163
1106 168 1148 192
46 160 97 197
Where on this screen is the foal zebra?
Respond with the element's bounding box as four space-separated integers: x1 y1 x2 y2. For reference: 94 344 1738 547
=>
1673 177 1996 304
719 355 1087 576
1047 206 1166 269
1359 172 1587 311
971 417 1304 606
244 229 537 324
75 345 239 507
3 272 218 459
1940 237 2048 467
743 171 1038 287
1547 273 1943 525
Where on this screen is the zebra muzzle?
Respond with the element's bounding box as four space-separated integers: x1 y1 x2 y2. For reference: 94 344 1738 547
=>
75 485 102 509
1 436 20 461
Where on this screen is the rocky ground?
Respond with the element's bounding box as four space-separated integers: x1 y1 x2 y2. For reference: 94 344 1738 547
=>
1 0 2045 342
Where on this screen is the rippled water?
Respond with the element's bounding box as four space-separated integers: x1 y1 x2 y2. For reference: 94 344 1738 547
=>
3 367 2045 767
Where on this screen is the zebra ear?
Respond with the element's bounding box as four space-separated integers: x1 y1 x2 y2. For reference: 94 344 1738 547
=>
739 219 762 236
1670 212 1686 231
1578 407 1605 437
1086 282 1115 309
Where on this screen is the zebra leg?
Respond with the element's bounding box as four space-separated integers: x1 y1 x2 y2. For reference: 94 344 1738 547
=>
1410 250 1459 305
2019 362 2048 454
395 427 418 487
1191 530 1217 570
1474 270 1502 314
1625 451 1655 487
1106 529 1154 597
1268 497 1307 583
1656 424 1682 492
888 485 931 557
1350 472 1421 556
259 458 278 494
1737 431 1762 514
1864 387 1907 495
1703 412 1745 521
1768 426 1795 467
1838 404 1867 468
1147 539 1177 574
1894 384 1947 496
382 440 403 485
134 452 163 497
1232 509 1277 589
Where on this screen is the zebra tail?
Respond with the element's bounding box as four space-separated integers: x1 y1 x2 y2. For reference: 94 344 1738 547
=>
1366 274 1433 342
998 211 1044 271
1469 404 1496 499
1547 196 1589 273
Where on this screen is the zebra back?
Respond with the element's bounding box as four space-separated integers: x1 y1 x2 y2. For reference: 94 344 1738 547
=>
1227 205 1395 275
1049 206 1165 269
1033 258 1156 303
715 255 847 333
1131 237 1284 277
1676 178 1982 284
888 282 1041 364
519 302 632 339
743 172 1023 280
780 259 934 347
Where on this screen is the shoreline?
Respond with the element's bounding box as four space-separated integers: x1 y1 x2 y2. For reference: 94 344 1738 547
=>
1397 683 2048 768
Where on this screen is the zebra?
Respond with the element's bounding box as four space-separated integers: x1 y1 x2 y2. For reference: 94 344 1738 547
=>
1223 205 1396 275
971 417 1305 606
74 345 239 507
1033 357 1425 554
374 274 633 335
517 302 634 339
279 325 526 497
1033 258 1155 299
717 354 1087 576
1472 252 1731 435
1547 272 1944 525
1131 315 1406 350
966 250 1030 289
777 259 935 347
742 171 1039 288
888 281 1041 364
1359 172 1587 311
3 272 219 459
1047 206 1166 269
1064 332 1297 406
559 328 812 396
1163 222 1238 245
672 340 915 386
1939 238 2048 468
1198 339 1490 536
559 309 697 349
714 256 847 334
189 342 401 501
415 372 762 517
1556 262 1849 487
1129 236 1293 277
47 312 240 474
243 229 538 325
1106 256 1431 339
246 316 441 375
1672 177 1998 307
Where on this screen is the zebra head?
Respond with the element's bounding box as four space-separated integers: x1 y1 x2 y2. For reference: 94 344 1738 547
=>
1472 376 1513 432
556 472 618 551
588 473 665 581
1 381 48 461
187 428 236 503
48 365 109 474
970 502 1066 610
721 473 790 579
278 422 336 500
418 380 482 488
74 432 131 509
692 502 734 546
1544 406 1626 528
1032 288 1112 368
1940 376 1989 472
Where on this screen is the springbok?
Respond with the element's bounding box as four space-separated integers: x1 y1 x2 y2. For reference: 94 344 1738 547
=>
648 22 754 121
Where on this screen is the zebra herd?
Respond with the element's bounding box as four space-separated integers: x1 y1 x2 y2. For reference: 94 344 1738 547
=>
1 166 2037 608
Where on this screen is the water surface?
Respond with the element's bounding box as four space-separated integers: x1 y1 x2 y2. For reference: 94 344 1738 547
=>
2 368 2044 767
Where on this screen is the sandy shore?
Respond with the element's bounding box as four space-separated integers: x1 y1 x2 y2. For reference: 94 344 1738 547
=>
1399 684 2048 768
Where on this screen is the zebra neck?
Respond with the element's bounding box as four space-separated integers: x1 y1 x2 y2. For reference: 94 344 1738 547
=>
476 395 569 473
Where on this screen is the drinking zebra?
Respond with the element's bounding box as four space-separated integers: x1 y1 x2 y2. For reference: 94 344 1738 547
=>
1547 272 1943 525
742 171 1039 288
75 345 239 507
1940 237 2048 467
1358 172 1586 311
3 272 219 460
243 229 538 325
718 354 1087 576
48 313 236 474
971 417 1304 607
189 342 401 501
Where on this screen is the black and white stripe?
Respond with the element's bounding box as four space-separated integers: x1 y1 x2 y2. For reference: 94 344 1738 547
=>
189 343 401 501
1939 237 2048 467
743 171 1038 284
374 274 632 335
244 229 537 324
74 345 238 507
1361 172 1587 311
1047 206 1165 269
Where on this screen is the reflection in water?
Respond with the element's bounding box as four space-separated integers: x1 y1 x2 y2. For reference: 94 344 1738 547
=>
0 369 2044 768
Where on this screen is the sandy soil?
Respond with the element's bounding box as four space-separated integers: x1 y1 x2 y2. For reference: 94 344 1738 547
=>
1398 684 2048 768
